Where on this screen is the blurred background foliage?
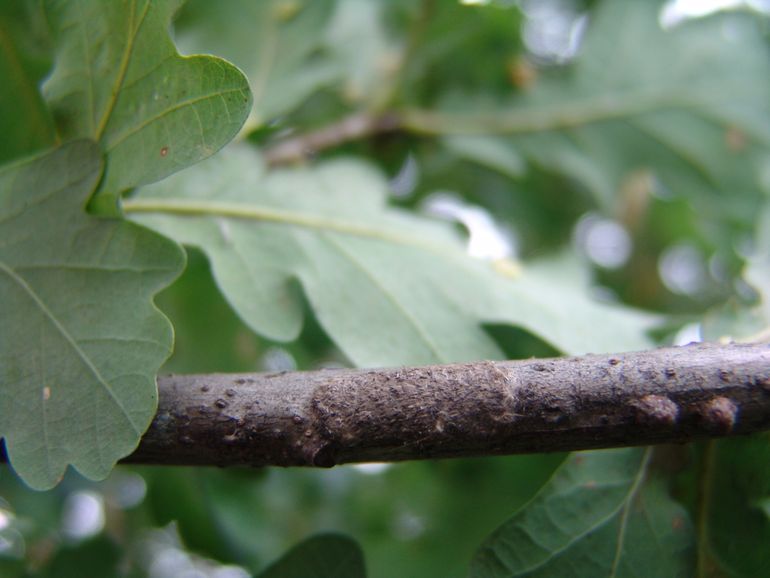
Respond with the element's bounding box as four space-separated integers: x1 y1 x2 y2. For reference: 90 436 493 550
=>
2 0 770 576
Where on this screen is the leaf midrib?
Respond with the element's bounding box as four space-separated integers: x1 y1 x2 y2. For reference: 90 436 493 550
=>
498 449 652 576
0 260 143 437
321 233 445 362
609 448 652 576
122 196 460 256
106 87 247 152
94 0 151 141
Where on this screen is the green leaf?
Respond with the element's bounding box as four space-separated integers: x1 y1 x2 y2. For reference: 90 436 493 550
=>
144 468 237 565
257 534 366 578
703 435 770 577
42 0 252 201
126 145 654 367
0 141 183 490
175 0 339 130
443 135 525 179
419 1 770 219
470 448 694 578
323 0 397 106
745 206 770 327
0 1 57 163
703 203 770 341
156 247 267 374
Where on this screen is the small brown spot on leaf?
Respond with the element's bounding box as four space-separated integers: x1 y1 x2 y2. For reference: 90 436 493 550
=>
160 146 169 157
42 386 51 401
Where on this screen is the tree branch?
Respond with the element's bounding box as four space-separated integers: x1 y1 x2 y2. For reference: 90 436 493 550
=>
125 342 770 468
262 113 400 166
260 96 685 166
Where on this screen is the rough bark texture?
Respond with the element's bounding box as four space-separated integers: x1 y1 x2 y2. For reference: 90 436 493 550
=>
124 342 770 467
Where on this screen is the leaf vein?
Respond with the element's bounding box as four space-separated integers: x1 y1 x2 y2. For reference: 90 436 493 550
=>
105 88 248 152
0 261 143 436
94 0 152 141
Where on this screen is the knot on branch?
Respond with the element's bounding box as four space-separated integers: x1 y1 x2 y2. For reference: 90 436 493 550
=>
632 395 679 426
700 397 738 433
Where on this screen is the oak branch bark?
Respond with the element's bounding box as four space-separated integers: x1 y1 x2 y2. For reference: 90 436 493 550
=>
125 342 770 468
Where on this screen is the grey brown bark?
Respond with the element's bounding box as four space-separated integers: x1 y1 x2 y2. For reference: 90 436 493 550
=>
124 342 770 467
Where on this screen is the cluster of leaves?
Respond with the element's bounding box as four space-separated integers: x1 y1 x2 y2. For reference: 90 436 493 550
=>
1 0 770 576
